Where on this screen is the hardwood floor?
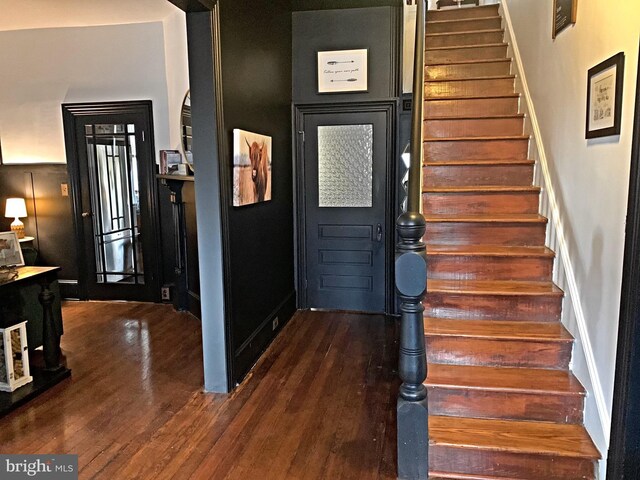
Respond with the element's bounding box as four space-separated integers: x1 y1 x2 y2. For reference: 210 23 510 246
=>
0 302 399 479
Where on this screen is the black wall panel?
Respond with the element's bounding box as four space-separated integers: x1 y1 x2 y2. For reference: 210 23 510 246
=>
217 0 296 384
0 165 78 296
293 7 401 104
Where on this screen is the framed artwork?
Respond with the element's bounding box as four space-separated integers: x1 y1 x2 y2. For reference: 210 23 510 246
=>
552 0 577 39
317 49 368 94
586 52 625 139
233 129 272 206
0 231 25 268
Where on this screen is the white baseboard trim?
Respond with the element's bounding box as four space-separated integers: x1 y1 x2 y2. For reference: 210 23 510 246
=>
501 0 611 456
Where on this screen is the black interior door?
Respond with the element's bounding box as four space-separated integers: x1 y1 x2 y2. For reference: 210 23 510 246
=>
63 102 160 302
301 109 390 313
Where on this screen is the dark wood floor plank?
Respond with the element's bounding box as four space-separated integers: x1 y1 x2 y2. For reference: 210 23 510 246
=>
0 302 398 480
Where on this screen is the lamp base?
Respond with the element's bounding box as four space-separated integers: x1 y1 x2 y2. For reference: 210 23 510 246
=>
10 219 25 239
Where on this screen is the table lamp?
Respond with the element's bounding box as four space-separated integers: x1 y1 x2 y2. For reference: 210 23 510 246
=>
5 198 27 239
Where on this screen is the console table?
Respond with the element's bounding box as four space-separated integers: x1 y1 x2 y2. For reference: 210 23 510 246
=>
0 266 71 417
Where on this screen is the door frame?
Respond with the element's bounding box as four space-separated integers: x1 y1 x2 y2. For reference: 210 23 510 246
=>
294 100 397 313
62 100 162 302
607 45 640 478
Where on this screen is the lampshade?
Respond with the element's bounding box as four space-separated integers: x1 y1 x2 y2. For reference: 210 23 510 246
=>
5 198 27 219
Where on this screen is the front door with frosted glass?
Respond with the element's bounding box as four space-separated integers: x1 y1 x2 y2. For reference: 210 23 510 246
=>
65 103 159 302
300 109 390 313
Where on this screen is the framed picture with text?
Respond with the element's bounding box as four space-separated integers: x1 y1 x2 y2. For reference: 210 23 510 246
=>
317 49 368 94
586 52 625 139
552 0 577 39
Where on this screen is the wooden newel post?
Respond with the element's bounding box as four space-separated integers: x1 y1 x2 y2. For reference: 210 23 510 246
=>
396 211 428 480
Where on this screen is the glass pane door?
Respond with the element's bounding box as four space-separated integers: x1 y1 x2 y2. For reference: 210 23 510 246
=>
84 123 144 285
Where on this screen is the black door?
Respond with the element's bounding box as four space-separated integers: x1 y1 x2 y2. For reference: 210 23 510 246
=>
299 106 392 313
63 102 160 302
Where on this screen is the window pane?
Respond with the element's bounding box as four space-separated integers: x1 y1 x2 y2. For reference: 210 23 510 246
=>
317 124 373 208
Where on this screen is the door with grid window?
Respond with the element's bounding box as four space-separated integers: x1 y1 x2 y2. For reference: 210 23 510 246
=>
63 102 160 301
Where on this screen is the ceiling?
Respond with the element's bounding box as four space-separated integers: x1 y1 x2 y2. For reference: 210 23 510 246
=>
0 0 181 32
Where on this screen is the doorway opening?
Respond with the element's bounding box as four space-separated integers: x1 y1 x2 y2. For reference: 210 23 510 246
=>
62 101 161 302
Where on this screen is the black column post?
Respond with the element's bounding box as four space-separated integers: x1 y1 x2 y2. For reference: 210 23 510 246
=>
39 277 62 372
162 178 190 311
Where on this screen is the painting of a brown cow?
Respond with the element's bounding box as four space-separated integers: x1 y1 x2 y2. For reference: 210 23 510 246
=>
233 129 272 206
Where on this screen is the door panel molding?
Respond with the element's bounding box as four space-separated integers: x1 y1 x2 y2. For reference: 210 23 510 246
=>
294 100 397 313
62 101 161 301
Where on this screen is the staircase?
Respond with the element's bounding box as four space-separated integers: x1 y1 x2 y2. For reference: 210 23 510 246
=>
421 4 600 479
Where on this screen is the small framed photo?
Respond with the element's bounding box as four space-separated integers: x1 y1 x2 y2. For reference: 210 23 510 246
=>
552 0 578 39
159 149 182 174
317 49 368 94
586 52 625 139
0 231 25 268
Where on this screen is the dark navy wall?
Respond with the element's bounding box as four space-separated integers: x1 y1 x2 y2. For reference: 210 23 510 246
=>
217 0 296 384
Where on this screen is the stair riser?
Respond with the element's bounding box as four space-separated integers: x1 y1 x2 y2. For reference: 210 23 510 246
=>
430 446 595 480
424 191 539 215
425 78 515 98
427 255 554 281
428 5 499 21
426 61 512 80
425 222 547 246
426 45 508 64
425 117 524 138
424 163 534 187
425 139 529 161
425 97 519 117
426 336 571 369
427 17 503 34
428 387 583 423
427 31 505 48
424 292 562 321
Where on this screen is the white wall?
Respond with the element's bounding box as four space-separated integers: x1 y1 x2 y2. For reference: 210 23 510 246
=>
0 17 188 164
504 0 639 471
162 10 190 152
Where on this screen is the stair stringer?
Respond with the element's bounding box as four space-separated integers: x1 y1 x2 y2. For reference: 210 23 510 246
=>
500 2 608 476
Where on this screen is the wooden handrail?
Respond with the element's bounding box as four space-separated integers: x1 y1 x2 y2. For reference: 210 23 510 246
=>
396 1 429 479
408 0 426 214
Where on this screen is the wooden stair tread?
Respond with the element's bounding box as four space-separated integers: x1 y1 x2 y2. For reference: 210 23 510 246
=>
426 58 512 67
429 474 520 480
429 416 600 458
426 364 584 395
424 186 540 193
426 43 508 52
424 214 547 223
427 16 501 25
424 159 534 167
424 317 572 342
425 114 524 120
425 93 519 100
428 4 499 13
426 245 552 257
426 29 504 38
425 136 529 142
427 279 563 296
425 75 515 82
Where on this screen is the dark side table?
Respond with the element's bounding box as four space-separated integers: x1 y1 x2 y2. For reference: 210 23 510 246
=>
0 266 71 417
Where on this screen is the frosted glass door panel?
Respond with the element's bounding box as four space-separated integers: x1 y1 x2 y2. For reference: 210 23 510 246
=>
317 124 373 208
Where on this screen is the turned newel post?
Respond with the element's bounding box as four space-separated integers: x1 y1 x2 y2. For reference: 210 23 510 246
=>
396 211 429 480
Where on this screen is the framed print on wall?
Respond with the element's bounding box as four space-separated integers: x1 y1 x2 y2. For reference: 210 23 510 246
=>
232 129 272 207
552 0 577 39
586 52 625 139
317 49 368 94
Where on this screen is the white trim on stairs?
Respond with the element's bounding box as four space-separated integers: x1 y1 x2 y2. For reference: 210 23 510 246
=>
500 1 609 476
